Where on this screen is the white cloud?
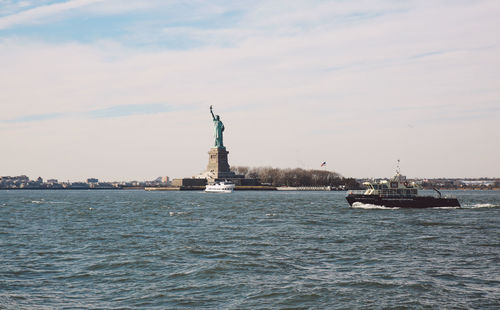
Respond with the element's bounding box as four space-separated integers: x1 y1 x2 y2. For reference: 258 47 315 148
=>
0 0 499 179
0 0 106 30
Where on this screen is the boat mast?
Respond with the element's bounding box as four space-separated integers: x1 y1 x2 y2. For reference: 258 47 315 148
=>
393 159 402 182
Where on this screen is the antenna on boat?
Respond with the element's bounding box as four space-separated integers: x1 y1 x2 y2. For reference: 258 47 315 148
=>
396 159 401 176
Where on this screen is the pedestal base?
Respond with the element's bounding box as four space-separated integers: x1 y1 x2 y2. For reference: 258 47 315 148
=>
194 147 260 185
205 147 237 180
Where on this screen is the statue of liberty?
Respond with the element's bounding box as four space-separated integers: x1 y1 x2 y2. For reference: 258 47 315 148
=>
210 105 224 148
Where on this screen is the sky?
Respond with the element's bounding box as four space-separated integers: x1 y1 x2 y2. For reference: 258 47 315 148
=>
0 0 499 181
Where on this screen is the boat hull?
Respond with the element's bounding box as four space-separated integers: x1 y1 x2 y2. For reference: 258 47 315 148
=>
205 189 233 193
204 182 235 193
346 194 460 208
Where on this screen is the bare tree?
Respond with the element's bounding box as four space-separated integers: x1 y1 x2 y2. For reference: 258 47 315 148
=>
231 166 354 187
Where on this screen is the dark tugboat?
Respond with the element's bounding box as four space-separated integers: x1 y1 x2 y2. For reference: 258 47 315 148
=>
346 161 460 208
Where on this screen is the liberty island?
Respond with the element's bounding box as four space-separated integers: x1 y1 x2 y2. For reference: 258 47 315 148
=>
171 106 260 189
1 104 498 190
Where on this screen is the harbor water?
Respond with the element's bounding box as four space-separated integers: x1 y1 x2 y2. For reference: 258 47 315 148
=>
1 190 499 309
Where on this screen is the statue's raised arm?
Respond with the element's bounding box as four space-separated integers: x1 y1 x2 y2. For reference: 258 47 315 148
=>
210 105 216 120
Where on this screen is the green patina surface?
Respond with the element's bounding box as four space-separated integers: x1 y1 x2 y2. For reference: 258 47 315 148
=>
210 105 224 148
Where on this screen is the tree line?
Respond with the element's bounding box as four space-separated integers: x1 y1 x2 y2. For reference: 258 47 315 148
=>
231 166 360 188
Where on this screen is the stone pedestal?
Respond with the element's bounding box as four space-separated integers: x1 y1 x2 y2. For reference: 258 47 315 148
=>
194 146 260 185
206 147 237 180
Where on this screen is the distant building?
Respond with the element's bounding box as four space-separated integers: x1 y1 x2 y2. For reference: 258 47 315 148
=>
87 178 99 184
461 180 495 187
71 182 90 189
94 182 114 189
172 178 207 187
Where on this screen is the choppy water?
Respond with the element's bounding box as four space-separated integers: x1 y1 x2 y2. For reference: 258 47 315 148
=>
1 190 499 309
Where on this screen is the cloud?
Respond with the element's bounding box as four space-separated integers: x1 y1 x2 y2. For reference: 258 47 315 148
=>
0 1 499 179
2 112 66 123
1 103 176 124
0 0 106 30
87 103 172 118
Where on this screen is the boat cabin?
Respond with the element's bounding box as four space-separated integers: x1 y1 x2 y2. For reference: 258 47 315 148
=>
362 175 418 197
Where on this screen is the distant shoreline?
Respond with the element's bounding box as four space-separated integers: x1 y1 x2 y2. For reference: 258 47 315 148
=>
0 187 141 190
1 187 499 191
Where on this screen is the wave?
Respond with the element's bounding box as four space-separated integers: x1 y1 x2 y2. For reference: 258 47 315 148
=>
168 211 190 216
463 203 499 209
350 202 399 210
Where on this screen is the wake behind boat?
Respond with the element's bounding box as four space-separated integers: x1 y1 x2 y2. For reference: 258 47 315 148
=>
205 180 235 193
346 163 460 208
